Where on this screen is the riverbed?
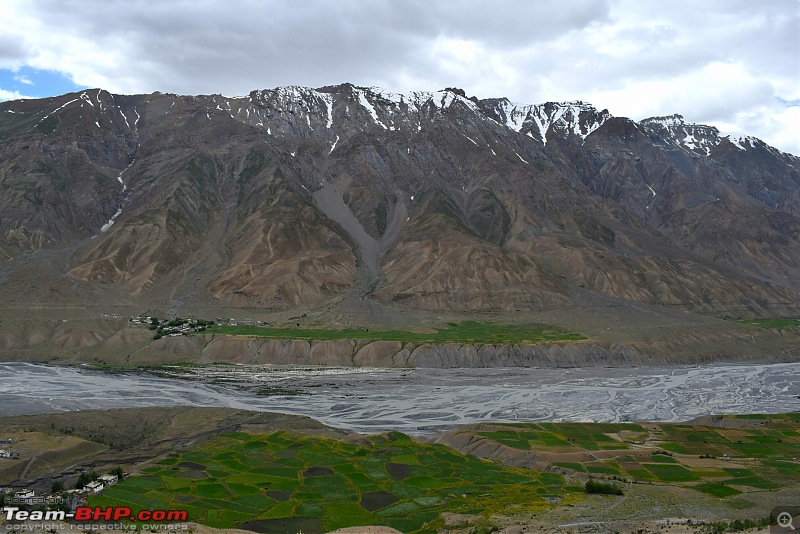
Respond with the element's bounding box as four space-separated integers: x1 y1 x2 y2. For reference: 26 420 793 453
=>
2 362 798 434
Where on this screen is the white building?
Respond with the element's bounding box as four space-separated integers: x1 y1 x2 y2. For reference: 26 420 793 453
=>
13 489 34 499
98 474 118 486
83 481 104 494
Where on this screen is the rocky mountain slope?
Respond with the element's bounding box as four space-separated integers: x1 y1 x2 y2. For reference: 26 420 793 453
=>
1 84 798 319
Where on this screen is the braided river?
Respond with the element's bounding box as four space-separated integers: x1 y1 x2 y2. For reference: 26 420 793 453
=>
2 362 799 434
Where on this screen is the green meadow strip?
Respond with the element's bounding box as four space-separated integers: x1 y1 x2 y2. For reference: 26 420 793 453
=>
209 320 584 344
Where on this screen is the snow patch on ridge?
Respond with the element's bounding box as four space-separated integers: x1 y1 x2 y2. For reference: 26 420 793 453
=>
512 149 528 164
100 209 122 232
99 160 135 233
38 98 79 124
489 99 610 145
641 114 795 159
355 88 386 129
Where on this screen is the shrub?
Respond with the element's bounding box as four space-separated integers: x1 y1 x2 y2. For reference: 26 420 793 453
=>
75 471 99 489
584 478 624 495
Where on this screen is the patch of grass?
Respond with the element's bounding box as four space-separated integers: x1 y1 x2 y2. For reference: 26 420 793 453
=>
643 464 699 482
693 482 742 498
648 454 678 464
724 317 800 329
209 320 585 345
763 460 800 474
657 442 692 454
480 423 634 453
727 442 776 456
586 465 621 476
726 476 780 489
723 468 755 478
194 483 230 499
89 430 569 534
485 415 799 509
728 498 756 510
624 469 655 480
123 476 166 490
552 462 586 472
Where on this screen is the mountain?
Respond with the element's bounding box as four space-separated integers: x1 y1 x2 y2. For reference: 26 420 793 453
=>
0 84 798 326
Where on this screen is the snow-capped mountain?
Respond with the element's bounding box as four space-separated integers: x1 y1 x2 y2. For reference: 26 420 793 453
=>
639 113 798 160
0 84 798 319
480 98 612 145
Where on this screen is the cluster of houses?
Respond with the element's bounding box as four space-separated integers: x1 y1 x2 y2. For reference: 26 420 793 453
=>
129 316 215 339
129 315 155 326
129 314 270 332
82 473 119 494
2 487 81 510
0 438 20 460
215 317 266 327
2 473 121 511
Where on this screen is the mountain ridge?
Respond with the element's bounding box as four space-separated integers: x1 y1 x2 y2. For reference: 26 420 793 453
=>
0 84 798 326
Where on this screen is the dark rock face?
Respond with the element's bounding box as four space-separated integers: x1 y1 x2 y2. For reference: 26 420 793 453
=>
0 85 798 315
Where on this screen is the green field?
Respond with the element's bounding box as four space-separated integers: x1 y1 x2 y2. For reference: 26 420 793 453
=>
84 414 800 532
90 431 572 533
474 414 800 499
723 317 800 329
208 320 585 345
693 482 742 498
643 464 699 482
478 422 646 452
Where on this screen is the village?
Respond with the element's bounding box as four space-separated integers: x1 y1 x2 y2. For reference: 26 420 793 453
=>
1 438 125 512
129 315 267 339
0 438 20 460
129 315 215 340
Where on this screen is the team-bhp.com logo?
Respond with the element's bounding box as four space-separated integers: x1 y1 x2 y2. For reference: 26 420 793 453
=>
3 506 188 522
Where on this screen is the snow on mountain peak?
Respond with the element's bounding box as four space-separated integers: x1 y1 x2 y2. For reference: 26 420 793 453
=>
640 114 722 156
484 98 610 145
239 85 617 146
214 85 796 160
640 114 686 128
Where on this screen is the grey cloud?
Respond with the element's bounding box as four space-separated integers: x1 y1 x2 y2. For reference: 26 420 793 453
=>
670 79 776 125
3 0 797 153
26 0 615 96
0 34 28 65
420 0 613 44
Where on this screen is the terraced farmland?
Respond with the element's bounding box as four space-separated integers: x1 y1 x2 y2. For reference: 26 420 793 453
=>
89 431 574 533
479 422 647 452
471 414 800 502
208 320 585 344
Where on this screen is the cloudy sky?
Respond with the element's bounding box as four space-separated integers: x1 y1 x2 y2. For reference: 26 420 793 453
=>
1 0 798 154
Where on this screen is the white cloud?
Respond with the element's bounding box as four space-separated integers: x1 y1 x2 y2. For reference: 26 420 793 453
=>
0 0 797 154
13 74 33 85
0 88 33 101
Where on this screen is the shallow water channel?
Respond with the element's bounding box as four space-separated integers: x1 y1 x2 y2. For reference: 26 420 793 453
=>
2 362 799 434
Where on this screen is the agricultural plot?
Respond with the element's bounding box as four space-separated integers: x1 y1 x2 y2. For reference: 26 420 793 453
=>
478 422 647 452
723 317 800 329
89 431 572 533
209 320 585 344
474 414 800 500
